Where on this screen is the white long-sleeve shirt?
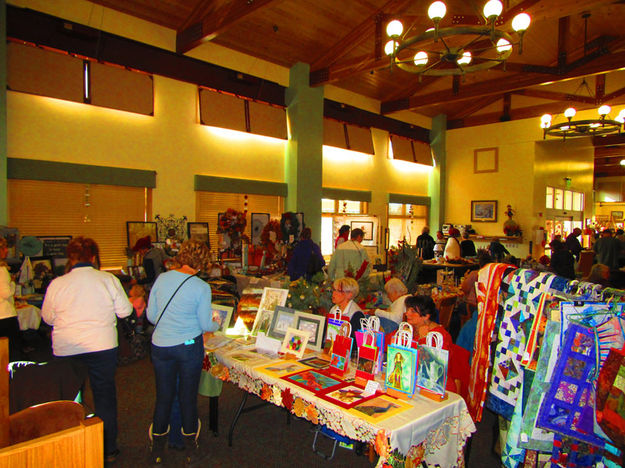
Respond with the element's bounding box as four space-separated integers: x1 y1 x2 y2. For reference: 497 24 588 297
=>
0 267 16 320
42 266 132 356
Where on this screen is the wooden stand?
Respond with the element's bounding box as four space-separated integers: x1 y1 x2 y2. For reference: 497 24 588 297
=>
354 377 369 388
385 387 411 401
419 388 448 402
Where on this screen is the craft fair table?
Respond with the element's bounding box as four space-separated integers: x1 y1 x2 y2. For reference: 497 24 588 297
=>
14 302 42 331
206 340 475 467
420 261 479 284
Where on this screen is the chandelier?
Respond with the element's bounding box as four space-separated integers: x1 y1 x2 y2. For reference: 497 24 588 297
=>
384 0 531 76
540 80 625 139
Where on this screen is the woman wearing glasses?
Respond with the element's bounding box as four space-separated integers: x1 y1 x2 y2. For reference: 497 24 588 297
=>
329 277 364 341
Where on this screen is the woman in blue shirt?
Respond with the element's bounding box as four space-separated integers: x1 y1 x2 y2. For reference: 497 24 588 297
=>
147 239 218 465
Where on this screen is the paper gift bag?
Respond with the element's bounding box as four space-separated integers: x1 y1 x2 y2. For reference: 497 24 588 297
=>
385 327 418 398
325 309 348 351
329 334 353 377
356 329 379 381
355 316 385 374
416 331 449 399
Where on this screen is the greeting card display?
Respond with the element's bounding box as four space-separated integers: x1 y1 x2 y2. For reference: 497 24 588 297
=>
280 327 310 359
355 329 379 384
416 331 449 401
385 328 418 399
355 316 385 374
329 322 352 377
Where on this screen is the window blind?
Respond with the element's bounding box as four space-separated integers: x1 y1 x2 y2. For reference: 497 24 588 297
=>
195 191 283 251
8 180 151 268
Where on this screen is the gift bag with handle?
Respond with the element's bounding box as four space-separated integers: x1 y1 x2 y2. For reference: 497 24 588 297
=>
329 322 352 376
416 331 449 399
384 325 418 398
355 316 385 374
325 309 349 352
356 329 379 381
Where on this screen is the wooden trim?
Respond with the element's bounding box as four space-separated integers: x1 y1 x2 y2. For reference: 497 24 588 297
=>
321 188 371 202
0 338 8 449
194 175 287 197
388 193 431 206
474 148 499 174
7 158 156 188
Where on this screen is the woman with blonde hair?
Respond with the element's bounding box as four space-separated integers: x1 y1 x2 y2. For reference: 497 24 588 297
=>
147 239 218 465
42 236 132 463
375 278 409 332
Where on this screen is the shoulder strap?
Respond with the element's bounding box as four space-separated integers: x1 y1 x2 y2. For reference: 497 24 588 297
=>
153 273 197 330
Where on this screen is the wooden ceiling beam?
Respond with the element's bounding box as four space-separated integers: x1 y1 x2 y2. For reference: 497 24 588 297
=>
309 53 390 86
310 0 413 71
595 73 606 102
604 86 625 103
383 49 625 113
176 0 279 54
593 134 625 147
557 16 569 68
511 89 596 105
595 147 625 157
449 95 501 120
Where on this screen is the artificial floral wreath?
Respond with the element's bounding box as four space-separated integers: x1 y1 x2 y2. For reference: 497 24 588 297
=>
261 219 282 258
217 208 247 239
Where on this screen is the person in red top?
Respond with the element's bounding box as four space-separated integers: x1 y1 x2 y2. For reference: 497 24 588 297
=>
334 225 350 249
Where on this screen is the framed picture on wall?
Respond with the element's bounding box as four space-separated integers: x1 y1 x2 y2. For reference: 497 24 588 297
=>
126 221 158 248
251 213 270 246
350 220 374 241
611 211 624 221
187 222 210 247
471 200 497 223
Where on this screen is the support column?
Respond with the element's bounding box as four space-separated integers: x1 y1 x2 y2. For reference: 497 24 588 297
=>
429 114 446 231
0 0 7 225
285 63 324 242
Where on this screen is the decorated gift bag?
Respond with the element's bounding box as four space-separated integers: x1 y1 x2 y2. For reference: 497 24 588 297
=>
329 322 352 377
596 345 625 449
385 325 418 398
355 329 379 382
355 316 385 374
325 309 349 351
416 331 449 400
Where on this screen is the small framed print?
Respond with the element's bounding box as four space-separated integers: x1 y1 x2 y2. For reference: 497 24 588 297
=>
280 327 309 359
258 287 289 314
251 308 274 337
255 360 311 378
471 200 497 223
350 220 374 241
187 222 210 247
293 311 325 352
612 211 624 221
319 384 379 409
126 221 158 248
281 368 343 394
298 356 330 369
212 304 233 334
268 306 296 340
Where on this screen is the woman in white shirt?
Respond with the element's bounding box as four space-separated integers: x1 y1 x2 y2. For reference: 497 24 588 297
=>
375 278 410 332
0 238 19 360
42 237 132 463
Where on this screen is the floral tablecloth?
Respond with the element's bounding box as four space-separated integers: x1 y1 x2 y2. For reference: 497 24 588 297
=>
209 345 475 467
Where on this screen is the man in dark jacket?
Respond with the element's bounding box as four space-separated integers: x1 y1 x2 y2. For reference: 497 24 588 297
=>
416 227 435 260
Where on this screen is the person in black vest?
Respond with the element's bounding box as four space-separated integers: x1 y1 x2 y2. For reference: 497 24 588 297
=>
416 226 435 259
287 228 325 281
460 232 477 258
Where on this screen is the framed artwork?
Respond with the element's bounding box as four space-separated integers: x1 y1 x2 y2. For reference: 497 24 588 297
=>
251 213 270 246
385 345 419 397
298 356 330 369
280 327 310 358
0 227 20 263
471 200 497 223
281 368 344 393
319 384 379 409
126 221 158 248
212 304 234 334
31 256 54 279
612 211 624 221
36 235 72 258
226 351 267 365
255 360 311 378
268 306 296 340
258 287 289 314
251 308 274 337
474 147 499 173
350 220 374 241
416 345 449 397
293 311 326 352
349 395 412 423
187 222 210 247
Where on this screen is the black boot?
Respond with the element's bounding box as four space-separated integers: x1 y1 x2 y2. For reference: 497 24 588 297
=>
148 424 169 465
182 419 203 466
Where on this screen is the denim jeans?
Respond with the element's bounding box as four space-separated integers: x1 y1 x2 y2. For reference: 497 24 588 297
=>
61 347 119 455
151 335 203 435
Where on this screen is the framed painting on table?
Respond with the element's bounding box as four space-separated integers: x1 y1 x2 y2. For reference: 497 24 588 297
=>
293 311 325 352
187 222 210 247
127 221 158 248
281 368 344 394
280 327 309 358
267 306 296 340
211 304 234 334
